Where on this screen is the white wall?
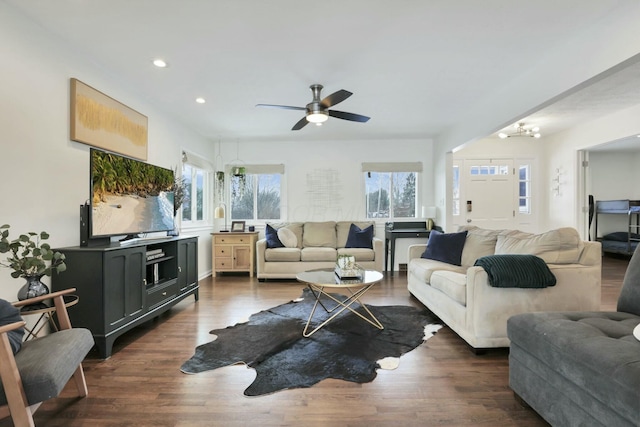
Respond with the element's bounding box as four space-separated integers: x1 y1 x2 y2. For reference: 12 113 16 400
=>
589 150 640 237
0 4 215 300
542 103 640 236
218 138 434 270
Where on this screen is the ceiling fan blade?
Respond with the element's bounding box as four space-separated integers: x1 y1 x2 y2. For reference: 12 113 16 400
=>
256 104 306 111
328 110 370 123
320 90 352 108
292 116 309 131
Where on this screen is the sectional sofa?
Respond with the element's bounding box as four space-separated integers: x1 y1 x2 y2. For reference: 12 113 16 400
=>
508 245 640 426
256 221 383 280
407 226 601 349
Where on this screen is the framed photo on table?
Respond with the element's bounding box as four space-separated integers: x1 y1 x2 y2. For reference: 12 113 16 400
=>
231 221 246 232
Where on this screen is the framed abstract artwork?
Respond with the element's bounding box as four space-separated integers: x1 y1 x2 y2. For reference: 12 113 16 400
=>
70 78 148 160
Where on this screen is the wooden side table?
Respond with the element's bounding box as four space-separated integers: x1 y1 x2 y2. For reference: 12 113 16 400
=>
17 295 79 341
211 232 259 277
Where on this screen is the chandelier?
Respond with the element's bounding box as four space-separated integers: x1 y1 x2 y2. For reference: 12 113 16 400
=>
498 122 541 139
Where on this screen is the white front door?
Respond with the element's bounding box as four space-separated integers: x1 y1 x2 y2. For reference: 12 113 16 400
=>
462 159 516 229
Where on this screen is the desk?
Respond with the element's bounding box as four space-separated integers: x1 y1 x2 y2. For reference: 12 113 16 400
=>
385 222 430 275
18 295 79 341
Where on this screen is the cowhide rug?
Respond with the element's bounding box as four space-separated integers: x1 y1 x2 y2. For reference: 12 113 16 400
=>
181 288 441 396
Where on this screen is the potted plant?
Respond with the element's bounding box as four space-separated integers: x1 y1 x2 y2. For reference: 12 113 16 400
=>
0 224 67 300
167 170 187 236
216 171 225 201
172 168 187 217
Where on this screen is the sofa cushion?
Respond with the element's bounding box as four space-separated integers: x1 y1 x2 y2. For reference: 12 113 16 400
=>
268 222 304 248
265 224 284 248
345 223 374 249
277 227 297 248
430 270 467 305
617 244 640 316
265 248 301 262
337 221 374 248
458 226 504 267
301 247 337 262
495 227 584 264
421 230 468 266
408 258 466 284
0 300 24 354
337 247 375 262
303 222 337 248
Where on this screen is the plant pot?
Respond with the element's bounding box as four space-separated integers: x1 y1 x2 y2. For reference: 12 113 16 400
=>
18 275 50 301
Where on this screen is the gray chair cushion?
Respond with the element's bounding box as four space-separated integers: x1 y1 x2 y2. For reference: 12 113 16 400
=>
618 244 640 316
0 328 94 406
0 299 24 354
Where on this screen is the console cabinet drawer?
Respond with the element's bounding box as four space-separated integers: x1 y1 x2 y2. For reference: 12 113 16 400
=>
147 281 178 309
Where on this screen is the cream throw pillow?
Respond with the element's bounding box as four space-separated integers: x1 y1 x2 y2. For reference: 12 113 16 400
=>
277 227 298 248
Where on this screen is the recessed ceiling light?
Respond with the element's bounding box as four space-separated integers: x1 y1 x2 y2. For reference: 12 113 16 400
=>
152 59 167 68
195 97 206 104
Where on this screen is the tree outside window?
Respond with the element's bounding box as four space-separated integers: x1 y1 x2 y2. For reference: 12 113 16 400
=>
231 173 281 220
365 172 417 219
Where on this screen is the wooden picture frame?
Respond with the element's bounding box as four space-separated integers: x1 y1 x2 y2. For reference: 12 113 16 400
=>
231 221 246 232
70 78 148 160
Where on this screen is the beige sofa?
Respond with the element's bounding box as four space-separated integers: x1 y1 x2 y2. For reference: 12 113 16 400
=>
407 226 601 349
256 221 383 280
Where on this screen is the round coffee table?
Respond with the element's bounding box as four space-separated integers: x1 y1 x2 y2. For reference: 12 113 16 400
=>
295 268 384 337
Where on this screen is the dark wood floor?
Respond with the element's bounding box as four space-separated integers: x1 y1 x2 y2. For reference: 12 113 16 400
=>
8 255 629 427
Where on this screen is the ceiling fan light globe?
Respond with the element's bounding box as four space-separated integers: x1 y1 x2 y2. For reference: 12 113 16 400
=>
534 133 541 138
498 132 508 139
306 112 328 123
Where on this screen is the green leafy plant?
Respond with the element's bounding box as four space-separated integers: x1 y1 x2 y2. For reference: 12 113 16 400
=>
0 225 66 278
172 168 187 216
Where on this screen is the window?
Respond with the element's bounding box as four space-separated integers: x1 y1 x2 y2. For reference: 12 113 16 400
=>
229 165 284 221
452 164 460 216
362 162 421 219
469 164 509 175
519 165 531 214
181 153 212 227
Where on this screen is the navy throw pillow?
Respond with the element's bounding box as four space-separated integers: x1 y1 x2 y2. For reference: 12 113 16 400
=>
265 224 284 248
0 299 24 354
345 224 374 249
421 230 468 266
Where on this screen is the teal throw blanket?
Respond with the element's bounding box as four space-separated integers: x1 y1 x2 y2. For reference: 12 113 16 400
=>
474 255 556 288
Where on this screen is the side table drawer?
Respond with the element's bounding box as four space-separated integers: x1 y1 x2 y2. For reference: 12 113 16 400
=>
214 235 250 245
215 257 233 269
215 246 232 257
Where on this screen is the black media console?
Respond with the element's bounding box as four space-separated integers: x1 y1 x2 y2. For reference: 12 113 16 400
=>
52 235 198 358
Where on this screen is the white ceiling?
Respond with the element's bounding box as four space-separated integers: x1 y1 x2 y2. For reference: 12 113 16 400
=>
5 0 640 146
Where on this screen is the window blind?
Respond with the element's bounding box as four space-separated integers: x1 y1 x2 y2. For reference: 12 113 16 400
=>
361 162 422 173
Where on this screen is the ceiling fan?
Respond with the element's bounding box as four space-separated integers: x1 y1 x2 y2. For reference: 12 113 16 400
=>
256 84 370 130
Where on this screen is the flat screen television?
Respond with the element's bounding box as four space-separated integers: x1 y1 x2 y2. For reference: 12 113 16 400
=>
89 148 175 239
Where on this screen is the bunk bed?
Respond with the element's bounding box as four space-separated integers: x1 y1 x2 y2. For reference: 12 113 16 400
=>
594 199 640 256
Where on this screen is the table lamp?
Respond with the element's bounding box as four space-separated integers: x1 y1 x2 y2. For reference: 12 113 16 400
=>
214 203 228 232
423 206 436 231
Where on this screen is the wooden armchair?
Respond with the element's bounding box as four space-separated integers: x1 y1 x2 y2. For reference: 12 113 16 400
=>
0 288 94 427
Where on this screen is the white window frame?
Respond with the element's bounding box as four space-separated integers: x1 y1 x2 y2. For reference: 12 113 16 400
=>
362 162 422 220
228 164 285 222
181 151 213 230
